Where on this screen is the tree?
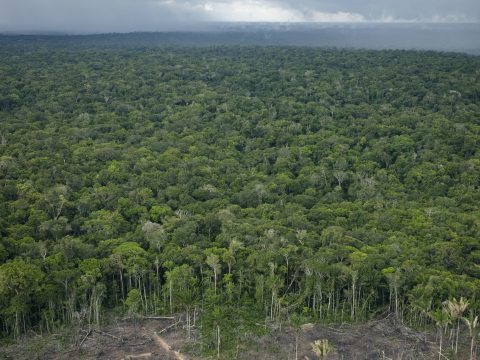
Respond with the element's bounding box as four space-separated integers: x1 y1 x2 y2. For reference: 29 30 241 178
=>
142 221 167 253
82 210 127 242
205 250 223 296
125 289 142 336
111 242 148 308
165 265 197 338
381 267 403 319
444 297 469 354
0 259 44 336
429 308 451 360
290 313 307 360
77 258 104 326
462 314 478 360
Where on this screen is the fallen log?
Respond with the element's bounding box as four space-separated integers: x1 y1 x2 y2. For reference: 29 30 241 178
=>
94 329 121 341
143 316 175 320
124 352 152 359
153 331 186 360
158 321 180 335
122 315 176 321
79 329 92 348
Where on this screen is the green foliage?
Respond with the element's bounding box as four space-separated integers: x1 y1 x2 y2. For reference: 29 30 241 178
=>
125 289 142 315
165 264 197 311
0 259 44 335
0 38 479 355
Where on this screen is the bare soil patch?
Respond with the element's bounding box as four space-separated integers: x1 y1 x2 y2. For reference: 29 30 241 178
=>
266 316 439 360
0 315 443 360
0 317 195 360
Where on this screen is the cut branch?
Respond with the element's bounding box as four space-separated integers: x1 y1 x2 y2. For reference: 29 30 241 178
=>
94 329 121 341
79 329 92 348
158 321 181 335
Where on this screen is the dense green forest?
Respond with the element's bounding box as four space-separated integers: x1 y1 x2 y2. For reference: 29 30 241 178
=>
0 37 479 356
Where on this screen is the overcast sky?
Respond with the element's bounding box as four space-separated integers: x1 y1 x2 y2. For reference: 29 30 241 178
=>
1 0 479 32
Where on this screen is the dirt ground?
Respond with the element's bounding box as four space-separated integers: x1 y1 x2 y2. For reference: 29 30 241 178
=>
0 317 194 360
0 315 446 360
267 316 439 360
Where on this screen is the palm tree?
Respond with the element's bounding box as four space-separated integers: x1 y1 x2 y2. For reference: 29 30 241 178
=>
444 297 469 354
462 314 478 360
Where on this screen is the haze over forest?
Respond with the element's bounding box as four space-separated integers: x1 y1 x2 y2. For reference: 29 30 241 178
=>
1 0 480 53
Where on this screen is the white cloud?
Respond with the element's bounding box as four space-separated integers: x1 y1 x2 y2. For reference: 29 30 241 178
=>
309 11 365 22
155 0 301 21
156 0 366 22
374 13 475 23
201 1 301 22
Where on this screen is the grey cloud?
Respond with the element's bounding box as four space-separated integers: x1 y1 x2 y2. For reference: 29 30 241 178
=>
0 0 479 33
0 0 208 32
274 0 480 21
